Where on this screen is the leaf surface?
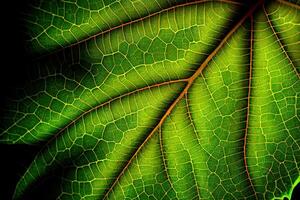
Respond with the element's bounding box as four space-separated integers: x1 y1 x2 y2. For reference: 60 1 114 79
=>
0 0 299 199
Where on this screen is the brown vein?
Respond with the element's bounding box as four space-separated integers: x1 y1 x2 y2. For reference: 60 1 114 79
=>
263 5 300 78
276 0 300 9
102 1 263 198
243 16 257 199
68 0 241 47
19 79 187 149
37 0 242 59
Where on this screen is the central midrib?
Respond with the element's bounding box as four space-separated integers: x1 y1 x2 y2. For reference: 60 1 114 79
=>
102 1 264 199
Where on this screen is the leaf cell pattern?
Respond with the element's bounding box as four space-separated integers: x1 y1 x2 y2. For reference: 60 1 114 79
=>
0 0 300 199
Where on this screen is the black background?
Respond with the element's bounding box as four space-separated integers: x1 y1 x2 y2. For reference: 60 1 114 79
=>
0 1 38 199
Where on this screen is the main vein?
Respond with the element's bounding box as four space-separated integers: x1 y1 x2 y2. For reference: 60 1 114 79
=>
102 1 263 198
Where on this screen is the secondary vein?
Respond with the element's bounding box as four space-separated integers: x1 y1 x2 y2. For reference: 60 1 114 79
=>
102 1 263 198
36 0 242 59
243 16 257 199
263 5 300 78
276 0 300 10
36 79 188 148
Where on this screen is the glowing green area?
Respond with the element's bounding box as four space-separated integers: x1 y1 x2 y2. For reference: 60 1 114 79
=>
26 0 193 54
272 177 300 200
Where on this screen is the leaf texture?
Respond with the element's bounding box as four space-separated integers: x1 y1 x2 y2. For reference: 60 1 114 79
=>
0 0 299 199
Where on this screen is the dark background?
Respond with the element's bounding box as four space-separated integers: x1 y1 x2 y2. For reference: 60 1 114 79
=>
0 1 39 199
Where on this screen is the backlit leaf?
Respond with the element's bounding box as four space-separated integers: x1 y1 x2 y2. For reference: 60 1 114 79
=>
0 0 299 199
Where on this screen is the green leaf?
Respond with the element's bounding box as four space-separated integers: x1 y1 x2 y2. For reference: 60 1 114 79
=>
1 0 300 199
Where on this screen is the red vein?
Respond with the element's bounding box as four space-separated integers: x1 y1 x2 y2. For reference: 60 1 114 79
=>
263 5 300 78
32 79 188 148
276 0 300 9
243 16 257 199
102 1 262 198
36 0 242 59
67 0 241 48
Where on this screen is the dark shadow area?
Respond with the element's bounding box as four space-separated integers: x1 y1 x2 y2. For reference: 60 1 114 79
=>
18 168 63 200
0 144 63 200
0 1 39 199
291 182 300 200
0 144 39 199
0 0 33 104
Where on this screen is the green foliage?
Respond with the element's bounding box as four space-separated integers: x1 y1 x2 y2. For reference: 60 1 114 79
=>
1 0 300 199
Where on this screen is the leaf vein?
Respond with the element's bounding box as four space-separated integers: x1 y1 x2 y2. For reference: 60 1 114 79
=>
102 1 263 198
